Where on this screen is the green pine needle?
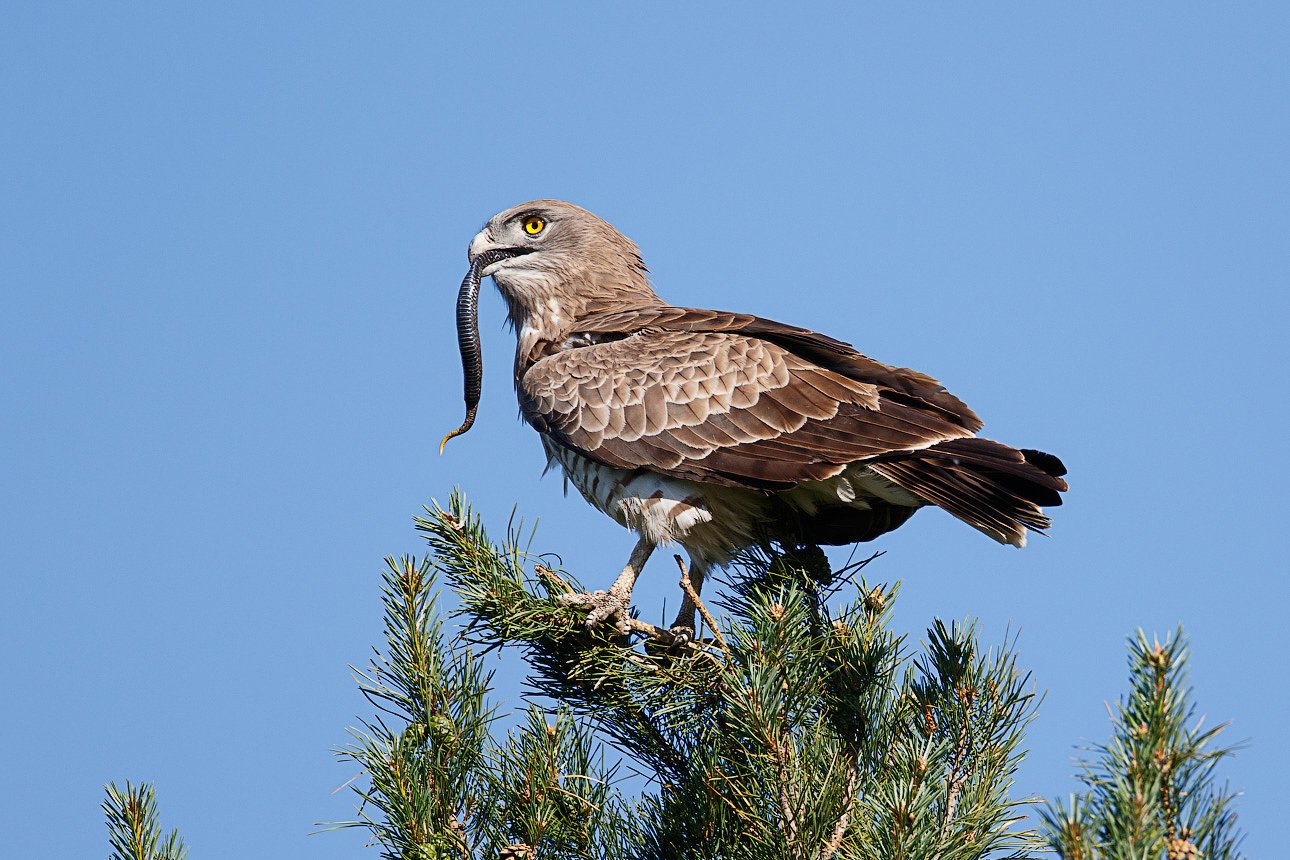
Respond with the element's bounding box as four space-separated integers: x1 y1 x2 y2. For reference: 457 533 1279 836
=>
1040 628 1246 859
103 781 188 860
100 490 1246 860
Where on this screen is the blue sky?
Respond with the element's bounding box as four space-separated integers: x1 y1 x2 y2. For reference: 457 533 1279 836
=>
2 3 1285 856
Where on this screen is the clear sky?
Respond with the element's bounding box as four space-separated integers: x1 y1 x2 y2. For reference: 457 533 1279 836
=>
2 3 1285 856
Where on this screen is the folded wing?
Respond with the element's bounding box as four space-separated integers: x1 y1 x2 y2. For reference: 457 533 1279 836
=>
520 318 979 490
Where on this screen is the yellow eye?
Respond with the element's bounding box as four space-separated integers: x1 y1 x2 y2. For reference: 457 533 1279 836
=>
523 216 546 236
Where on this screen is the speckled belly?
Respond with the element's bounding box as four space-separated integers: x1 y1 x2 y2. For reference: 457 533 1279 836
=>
541 435 769 564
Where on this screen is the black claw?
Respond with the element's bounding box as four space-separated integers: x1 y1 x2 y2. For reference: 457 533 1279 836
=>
668 626 695 647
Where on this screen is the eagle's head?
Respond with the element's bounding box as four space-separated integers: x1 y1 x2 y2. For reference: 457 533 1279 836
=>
467 199 660 327
442 200 663 452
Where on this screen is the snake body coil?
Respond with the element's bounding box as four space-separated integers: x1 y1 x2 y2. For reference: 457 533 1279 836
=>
440 249 518 453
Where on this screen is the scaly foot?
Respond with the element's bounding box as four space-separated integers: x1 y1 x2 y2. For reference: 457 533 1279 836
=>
558 589 632 634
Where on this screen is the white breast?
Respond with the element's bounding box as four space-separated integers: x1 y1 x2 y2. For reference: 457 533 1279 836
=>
541 436 769 564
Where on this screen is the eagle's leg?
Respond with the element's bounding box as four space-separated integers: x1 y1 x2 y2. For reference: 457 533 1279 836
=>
667 558 708 646
558 535 654 634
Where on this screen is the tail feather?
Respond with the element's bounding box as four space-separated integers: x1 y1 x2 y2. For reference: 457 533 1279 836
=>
869 438 1068 547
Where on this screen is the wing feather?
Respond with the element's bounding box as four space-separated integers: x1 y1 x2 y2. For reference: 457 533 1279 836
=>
521 327 975 489
576 307 984 432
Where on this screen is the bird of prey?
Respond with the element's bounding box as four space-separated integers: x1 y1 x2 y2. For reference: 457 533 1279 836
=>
442 200 1067 641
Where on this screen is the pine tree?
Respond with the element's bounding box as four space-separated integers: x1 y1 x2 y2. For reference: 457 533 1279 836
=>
1039 631 1245 859
102 491 1246 858
330 492 1044 858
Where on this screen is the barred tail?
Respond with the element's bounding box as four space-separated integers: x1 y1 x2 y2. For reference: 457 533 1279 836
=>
869 438 1068 547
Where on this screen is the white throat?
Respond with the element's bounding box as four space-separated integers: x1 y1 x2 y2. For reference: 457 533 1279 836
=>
491 266 567 361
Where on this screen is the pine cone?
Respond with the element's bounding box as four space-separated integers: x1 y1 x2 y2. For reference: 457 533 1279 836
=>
864 585 886 615
1166 836 1201 860
498 844 535 860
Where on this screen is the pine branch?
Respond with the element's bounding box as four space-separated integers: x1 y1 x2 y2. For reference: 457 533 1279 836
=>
330 554 497 858
415 495 702 781
326 538 639 859
818 765 860 860
410 494 1044 858
674 553 730 658
99 489 1251 860
103 781 188 860
1041 627 1247 859
474 706 640 859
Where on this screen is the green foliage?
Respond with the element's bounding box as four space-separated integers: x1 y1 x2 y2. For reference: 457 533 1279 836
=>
330 555 498 857
101 490 1247 858
1040 631 1245 859
474 706 638 858
327 553 635 859
327 551 639 860
416 491 1043 859
103 781 188 860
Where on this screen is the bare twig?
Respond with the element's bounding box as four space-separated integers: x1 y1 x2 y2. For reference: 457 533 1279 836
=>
772 727 802 859
674 554 731 659
624 651 664 673
623 616 725 666
533 563 574 595
447 814 470 860
818 765 860 860
940 708 973 844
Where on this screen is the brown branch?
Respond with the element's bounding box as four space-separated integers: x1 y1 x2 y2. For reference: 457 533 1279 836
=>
760 671 807 859
447 814 470 860
674 554 731 660
773 735 802 859
533 563 574 596
939 707 973 844
818 764 860 860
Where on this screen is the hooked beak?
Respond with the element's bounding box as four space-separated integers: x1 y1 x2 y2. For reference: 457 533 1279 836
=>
468 228 531 276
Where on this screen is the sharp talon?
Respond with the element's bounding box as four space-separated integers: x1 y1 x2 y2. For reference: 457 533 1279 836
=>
668 626 695 647
558 589 630 632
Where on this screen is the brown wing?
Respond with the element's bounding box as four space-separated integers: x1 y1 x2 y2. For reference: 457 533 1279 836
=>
520 326 976 490
575 307 984 433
